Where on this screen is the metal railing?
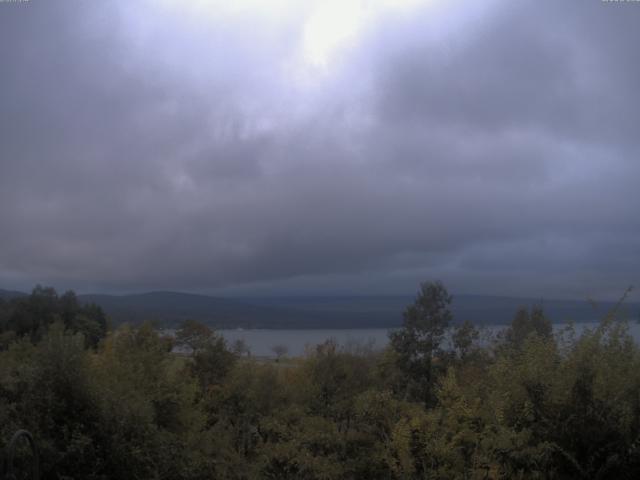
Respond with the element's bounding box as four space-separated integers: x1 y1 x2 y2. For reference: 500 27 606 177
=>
2 430 39 480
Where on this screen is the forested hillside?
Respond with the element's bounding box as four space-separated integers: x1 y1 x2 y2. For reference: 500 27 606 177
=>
1 283 640 479
4 288 636 328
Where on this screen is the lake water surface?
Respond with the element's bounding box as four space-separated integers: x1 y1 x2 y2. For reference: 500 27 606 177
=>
218 321 640 357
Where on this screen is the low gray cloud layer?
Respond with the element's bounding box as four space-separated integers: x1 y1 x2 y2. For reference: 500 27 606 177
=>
0 0 638 299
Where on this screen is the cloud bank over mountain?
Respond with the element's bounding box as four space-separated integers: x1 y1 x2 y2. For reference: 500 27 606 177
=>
0 0 638 298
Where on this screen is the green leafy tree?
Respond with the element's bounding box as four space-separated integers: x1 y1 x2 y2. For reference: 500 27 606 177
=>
389 281 452 405
0 287 107 348
452 320 480 361
175 319 214 354
175 320 236 390
191 335 237 390
505 305 552 351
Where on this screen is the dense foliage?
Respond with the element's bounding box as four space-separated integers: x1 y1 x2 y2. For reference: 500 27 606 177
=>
1 283 640 479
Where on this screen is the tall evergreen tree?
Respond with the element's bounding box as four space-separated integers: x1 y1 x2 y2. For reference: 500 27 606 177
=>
389 281 452 406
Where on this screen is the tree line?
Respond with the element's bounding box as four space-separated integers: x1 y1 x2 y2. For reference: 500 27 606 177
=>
1 282 639 479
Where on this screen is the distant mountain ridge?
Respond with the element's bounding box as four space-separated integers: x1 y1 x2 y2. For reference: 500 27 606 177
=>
79 291 302 328
241 294 639 328
0 289 27 300
2 288 638 328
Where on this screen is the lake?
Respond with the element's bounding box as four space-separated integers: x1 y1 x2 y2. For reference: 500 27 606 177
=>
219 328 391 357
217 321 640 357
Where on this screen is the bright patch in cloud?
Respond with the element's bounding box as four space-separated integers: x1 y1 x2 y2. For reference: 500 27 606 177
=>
302 0 366 67
153 0 432 70
301 0 429 68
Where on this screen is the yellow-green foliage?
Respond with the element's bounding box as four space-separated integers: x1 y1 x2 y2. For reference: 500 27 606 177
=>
2 292 640 479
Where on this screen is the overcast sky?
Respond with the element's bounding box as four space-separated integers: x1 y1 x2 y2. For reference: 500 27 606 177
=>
1 0 639 299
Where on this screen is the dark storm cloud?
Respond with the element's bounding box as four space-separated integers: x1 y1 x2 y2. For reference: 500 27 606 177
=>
0 0 638 298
